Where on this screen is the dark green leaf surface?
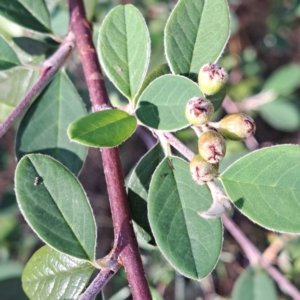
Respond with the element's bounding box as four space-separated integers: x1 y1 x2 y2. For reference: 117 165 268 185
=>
128 143 164 245
206 85 227 111
16 72 87 175
165 0 230 80
148 157 223 279
98 5 150 100
22 246 94 300
68 109 137 148
0 0 52 33
136 75 203 131
232 267 277 300
0 35 21 70
0 67 39 123
220 145 300 233
258 98 300 132
15 154 96 261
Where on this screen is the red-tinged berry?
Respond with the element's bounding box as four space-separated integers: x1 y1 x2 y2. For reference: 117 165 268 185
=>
198 63 228 95
218 113 256 140
189 154 219 185
198 130 226 164
185 97 214 125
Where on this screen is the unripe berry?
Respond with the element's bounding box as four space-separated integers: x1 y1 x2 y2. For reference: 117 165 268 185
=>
218 113 256 141
198 130 226 164
190 154 219 185
185 97 214 125
198 63 228 95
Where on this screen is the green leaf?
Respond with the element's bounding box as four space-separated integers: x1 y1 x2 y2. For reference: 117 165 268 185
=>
98 5 150 101
84 0 97 21
0 67 39 123
148 157 223 279
0 35 21 70
68 109 137 148
136 75 203 131
15 154 97 261
136 64 171 101
22 246 95 300
16 72 87 175
258 98 300 132
232 267 277 300
206 85 227 111
220 145 300 233
0 0 52 33
263 64 300 95
128 143 164 245
165 0 230 80
13 37 58 56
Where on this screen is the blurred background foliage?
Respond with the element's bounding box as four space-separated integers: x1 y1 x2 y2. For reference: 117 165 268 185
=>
1 0 300 299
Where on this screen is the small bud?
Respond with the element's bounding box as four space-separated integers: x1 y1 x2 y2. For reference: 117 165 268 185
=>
185 97 214 125
218 113 256 141
190 154 219 185
198 63 228 95
198 130 226 164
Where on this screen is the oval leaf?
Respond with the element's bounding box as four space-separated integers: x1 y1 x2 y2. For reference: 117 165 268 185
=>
148 157 223 279
220 145 300 233
258 98 300 132
232 267 277 300
128 143 164 245
263 64 300 95
22 246 95 300
15 154 97 261
0 0 52 33
0 35 21 70
98 5 150 101
0 67 39 123
136 64 171 101
165 0 230 80
16 72 87 175
68 110 137 148
136 75 203 131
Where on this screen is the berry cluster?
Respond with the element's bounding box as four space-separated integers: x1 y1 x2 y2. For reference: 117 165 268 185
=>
186 63 256 185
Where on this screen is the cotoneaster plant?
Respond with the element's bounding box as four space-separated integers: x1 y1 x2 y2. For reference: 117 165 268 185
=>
0 0 300 299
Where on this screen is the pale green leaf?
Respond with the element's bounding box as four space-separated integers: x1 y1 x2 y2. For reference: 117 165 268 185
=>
149 157 223 279
22 246 95 300
232 267 277 300
98 5 150 101
165 0 230 80
136 74 203 131
16 72 87 175
220 145 300 233
0 67 39 123
0 0 52 33
15 154 97 261
0 35 21 70
263 64 300 95
258 98 300 132
68 110 137 148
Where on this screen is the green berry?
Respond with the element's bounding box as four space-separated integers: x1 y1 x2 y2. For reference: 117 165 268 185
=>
198 63 228 95
185 97 214 125
218 113 256 141
189 154 219 185
198 130 226 164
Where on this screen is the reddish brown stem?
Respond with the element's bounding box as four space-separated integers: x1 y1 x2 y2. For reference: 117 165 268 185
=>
68 1 152 299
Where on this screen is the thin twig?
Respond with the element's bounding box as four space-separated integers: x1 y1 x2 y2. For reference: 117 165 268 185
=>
68 1 152 299
222 215 300 300
79 263 121 300
160 131 300 300
0 32 75 138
